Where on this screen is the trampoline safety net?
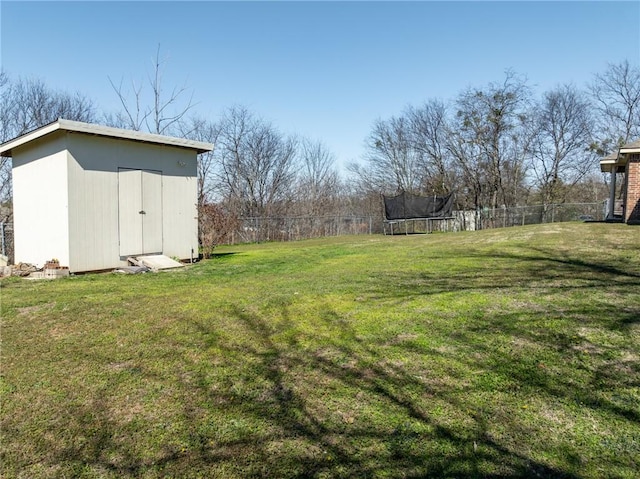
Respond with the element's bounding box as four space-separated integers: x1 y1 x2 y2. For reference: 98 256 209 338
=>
383 191 454 220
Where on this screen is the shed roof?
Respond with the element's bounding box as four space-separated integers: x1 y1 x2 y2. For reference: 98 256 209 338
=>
0 119 213 157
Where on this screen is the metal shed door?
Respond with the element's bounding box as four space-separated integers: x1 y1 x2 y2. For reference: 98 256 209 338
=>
118 169 163 256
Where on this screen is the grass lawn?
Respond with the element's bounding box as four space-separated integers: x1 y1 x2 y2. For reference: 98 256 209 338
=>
1 223 639 478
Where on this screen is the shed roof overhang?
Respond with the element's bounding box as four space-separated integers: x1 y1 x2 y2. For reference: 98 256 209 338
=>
0 119 214 157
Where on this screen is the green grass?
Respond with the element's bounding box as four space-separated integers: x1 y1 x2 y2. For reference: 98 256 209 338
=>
1 223 639 478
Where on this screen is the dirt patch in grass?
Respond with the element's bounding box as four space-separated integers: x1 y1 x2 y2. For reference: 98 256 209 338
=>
384 332 419 345
17 302 55 317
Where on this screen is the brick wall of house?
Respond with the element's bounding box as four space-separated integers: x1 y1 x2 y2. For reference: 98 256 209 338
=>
626 154 640 224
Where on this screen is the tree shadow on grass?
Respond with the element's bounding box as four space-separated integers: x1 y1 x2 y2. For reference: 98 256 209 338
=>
361 245 639 323
208 252 238 259
128 307 562 478
23 316 623 479
16 244 638 477
40 302 594 478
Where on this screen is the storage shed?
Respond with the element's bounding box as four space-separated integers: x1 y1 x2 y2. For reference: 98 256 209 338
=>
0 119 213 272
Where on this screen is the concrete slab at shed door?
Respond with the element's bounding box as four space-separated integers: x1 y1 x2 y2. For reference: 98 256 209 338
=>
136 255 183 270
118 169 163 256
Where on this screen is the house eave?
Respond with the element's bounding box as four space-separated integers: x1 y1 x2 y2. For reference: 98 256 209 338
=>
618 139 640 156
600 158 617 173
599 150 626 173
619 147 640 155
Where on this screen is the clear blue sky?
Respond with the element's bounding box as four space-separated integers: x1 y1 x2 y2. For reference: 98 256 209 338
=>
2 1 639 169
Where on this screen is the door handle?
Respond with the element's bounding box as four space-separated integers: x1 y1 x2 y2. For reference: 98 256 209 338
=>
139 210 146 215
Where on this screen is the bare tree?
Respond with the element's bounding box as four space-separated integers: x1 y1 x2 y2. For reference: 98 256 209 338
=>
351 115 423 194
406 99 454 194
0 72 96 202
589 60 640 153
108 45 195 135
1 74 95 142
0 71 13 205
446 129 487 212
180 116 220 207
215 106 299 219
106 77 146 131
295 138 340 216
179 116 237 254
449 70 531 211
529 84 596 205
350 100 456 213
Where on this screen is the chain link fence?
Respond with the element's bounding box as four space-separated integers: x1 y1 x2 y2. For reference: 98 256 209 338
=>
1 222 14 262
230 216 379 244
228 202 605 243
453 202 605 232
0 203 606 259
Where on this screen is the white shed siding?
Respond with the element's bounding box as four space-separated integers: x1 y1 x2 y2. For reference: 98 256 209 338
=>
66 134 120 272
12 135 70 268
65 133 198 271
162 167 199 260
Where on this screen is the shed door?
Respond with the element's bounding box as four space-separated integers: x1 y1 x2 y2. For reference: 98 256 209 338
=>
118 169 163 256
